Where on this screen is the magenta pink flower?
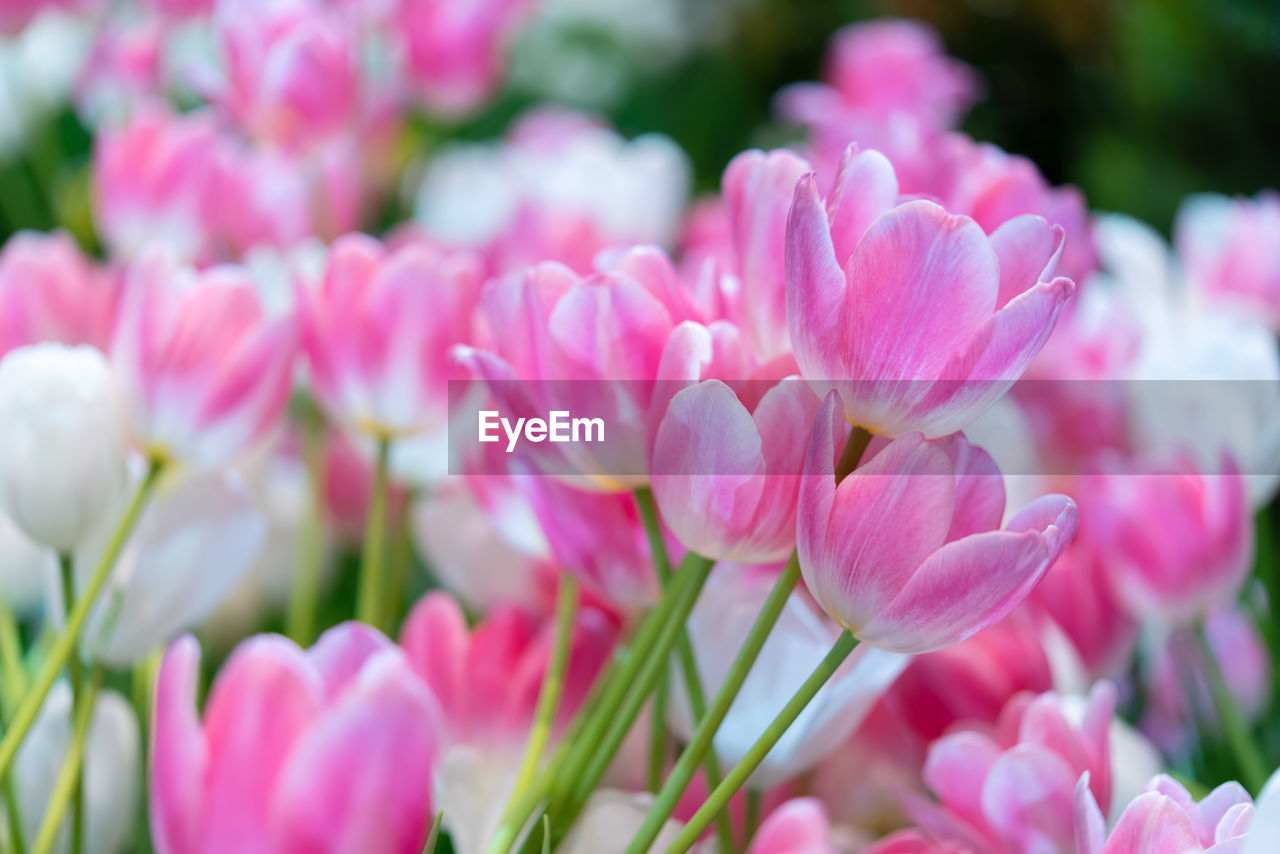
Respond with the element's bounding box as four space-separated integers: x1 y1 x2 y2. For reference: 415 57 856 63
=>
298 233 483 441
878 610 1054 754
1078 453 1252 625
111 247 296 467
1077 775 1254 854
914 683 1115 854
785 145 1075 438
399 592 616 745
151 625 441 854
394 0 531 116
798 392 1077 653
213 0 360 151
92 104 223 264
1177 191 1280 329
0 230 119 354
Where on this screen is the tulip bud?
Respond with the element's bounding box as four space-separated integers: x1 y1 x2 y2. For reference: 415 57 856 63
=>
0 343 128 552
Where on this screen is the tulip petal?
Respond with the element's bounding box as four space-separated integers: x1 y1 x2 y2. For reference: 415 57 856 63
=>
826 146 900 265
197 635 324 853
308 622 396 702
980 746 1079 852
151 636 208 854
270 653 441 854
858 495 1077 653
923 731 1002 834
786 175 848 385
1101 792 1202 854
748 798 834 854
988 215 1065 308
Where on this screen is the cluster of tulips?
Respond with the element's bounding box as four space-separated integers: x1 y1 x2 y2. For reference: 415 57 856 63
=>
1 1 1280 853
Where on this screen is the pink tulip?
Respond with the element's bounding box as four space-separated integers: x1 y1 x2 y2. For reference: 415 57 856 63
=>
514 472 664 610
75 11 164 125
394 0 530 116
1077 452 1252 625
863 831 970 854
1177 191 1280 329
111 247 296 467
1024 538 1139 677
747 798 839 854
92 104 223 264
720 148 813 361
785 145 1075 438
0 230 119 354
797 392 1077 653
777 19 976 189
212 0 360 151
151 626 441 854
298 233 483 441
878 609 1055 754
398 591 616 745
1077 774 1254 854
458 248 702 490
649 319 822 563
914 683 1114 854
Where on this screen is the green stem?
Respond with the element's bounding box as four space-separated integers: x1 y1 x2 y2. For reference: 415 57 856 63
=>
0 460 162 783
0 605 26 720
131 651 161 854
664 632 858 853
31 669 101 854
633 488 733 850
56 555 82 854
287 405 328 647
625 556 802 853
356 437 392 628
835 425 873 482
1196 623 1268 793
3 770 24 854
511 574 580 802
421 810 443 853
743 789 761 848
555 557 716 833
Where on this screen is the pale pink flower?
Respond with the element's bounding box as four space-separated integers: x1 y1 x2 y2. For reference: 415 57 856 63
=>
798 392 1077 653
1076 774 1255 854
913 683 1115 854
393 0 531 116
0 230 119 354
786 145 1075 438
111 247 296 467
1177 191 1280 329
212 0 360 151
92 104 223 264
298 233 483 441
151 626 441 854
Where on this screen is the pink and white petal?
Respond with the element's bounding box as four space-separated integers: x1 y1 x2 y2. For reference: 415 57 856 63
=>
1242 767 1280 854
933 434 1005 543
269 655 441 854
307 622 396 703
980 745 1079 852
825 146 900 265
786 174 848 385
904 275 1075 438
845 200 999 382
798 399 955 634
651 380 767 560
748 798 836 854
988 215 1065 308
1101 792 1203 854
197 635 324 854
857 527 1054 654
150 636 208 854
922 731 1002 833
398 593 471 718
1075 774 1107 854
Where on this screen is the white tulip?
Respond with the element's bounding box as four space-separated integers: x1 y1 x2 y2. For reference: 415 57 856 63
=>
0 344 128 553
3 682 139 854
669 564 909 787
0 508 54 612
46 464 267 666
